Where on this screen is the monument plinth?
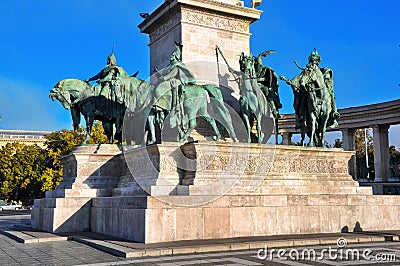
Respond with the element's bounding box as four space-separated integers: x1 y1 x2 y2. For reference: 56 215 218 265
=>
32 142 400 243
31 145 123 233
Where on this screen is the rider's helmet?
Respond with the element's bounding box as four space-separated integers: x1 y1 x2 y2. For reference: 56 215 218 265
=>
107 52 117 66
308 48 322 65
170 41 183 64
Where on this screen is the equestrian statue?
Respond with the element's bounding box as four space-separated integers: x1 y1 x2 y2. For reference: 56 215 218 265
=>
217 46 275 143
280 49 340 147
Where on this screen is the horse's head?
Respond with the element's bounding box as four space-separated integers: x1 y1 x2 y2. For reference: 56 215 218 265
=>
49 79 90 110
49 81 73 110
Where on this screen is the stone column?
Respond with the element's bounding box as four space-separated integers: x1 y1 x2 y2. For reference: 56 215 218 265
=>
281 132 292 145
372 124 390 182
342 128 357 179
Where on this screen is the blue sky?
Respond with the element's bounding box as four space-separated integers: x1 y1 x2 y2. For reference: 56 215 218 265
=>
0 0 399 145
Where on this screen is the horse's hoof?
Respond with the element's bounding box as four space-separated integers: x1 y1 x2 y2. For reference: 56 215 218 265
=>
147 139 156 145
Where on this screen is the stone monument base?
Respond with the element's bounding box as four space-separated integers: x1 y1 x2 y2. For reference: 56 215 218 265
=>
90 194 400 243
32 143 400 243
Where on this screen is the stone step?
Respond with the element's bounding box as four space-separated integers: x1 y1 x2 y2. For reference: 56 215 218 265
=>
188 185 371 196
46 188 111 198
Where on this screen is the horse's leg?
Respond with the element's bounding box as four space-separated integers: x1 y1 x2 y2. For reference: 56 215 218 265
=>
241 112 251 143
202 116 221 141
147 111 156 145
102 122 112 143
115 118 123 144
308 114 316 147
181 117 197 142
213 102 237 141
300 128 305 146
155 109 167 143
274 117 279 145
71 107 81 132
256 114 264 144
320 113 329 147
85 115 94 142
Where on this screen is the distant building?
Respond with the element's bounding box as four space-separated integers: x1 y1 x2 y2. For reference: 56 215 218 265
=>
0 130 51 148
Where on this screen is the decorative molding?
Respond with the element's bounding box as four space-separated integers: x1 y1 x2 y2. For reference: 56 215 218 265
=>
181 6 250 33
271 156 348 174
149 11 182 43
179 0 262 16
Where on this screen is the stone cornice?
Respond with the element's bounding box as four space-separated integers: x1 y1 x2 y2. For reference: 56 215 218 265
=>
139 0 261 34
148 9 181 44
177 0 262 19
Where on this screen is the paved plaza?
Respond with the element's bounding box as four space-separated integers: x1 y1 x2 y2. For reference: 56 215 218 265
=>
0 211 400 265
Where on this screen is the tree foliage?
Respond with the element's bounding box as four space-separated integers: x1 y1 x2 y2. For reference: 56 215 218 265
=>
389 145 400 178
86 121 109 145
0 143 47 203
0 121 109 204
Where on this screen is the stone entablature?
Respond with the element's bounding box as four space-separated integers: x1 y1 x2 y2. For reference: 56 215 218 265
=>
139 0 261 74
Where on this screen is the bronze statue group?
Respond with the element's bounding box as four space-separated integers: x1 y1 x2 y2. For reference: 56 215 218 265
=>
49 43 339 147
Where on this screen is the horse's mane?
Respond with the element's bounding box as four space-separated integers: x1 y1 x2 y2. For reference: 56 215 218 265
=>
117 76 154 113
58 78 91 91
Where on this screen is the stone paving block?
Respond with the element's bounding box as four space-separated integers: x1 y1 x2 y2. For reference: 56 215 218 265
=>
172 246 198 255
0 229 38 243
319 237 342 245
266 240 295 248
369 235 387 242
142 248 162 257
230 243 250 250
195 244 231 253
292 239 320 247
158 248 173 256
357 236 373 243
72 236 139 258
247 241 269 249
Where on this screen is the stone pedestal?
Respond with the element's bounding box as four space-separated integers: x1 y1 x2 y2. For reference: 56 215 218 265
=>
31 145 123 233
33 142 400 243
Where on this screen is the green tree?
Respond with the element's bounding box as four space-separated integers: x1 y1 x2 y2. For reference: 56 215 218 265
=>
0 143 47 203
42 128 87 193
389 145 400 177
44 127 86 157
0 123 111 203
86 121 109 144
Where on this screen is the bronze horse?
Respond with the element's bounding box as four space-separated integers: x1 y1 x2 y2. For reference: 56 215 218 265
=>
49 79 124 143
280 67 334 147
50 77 237 145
